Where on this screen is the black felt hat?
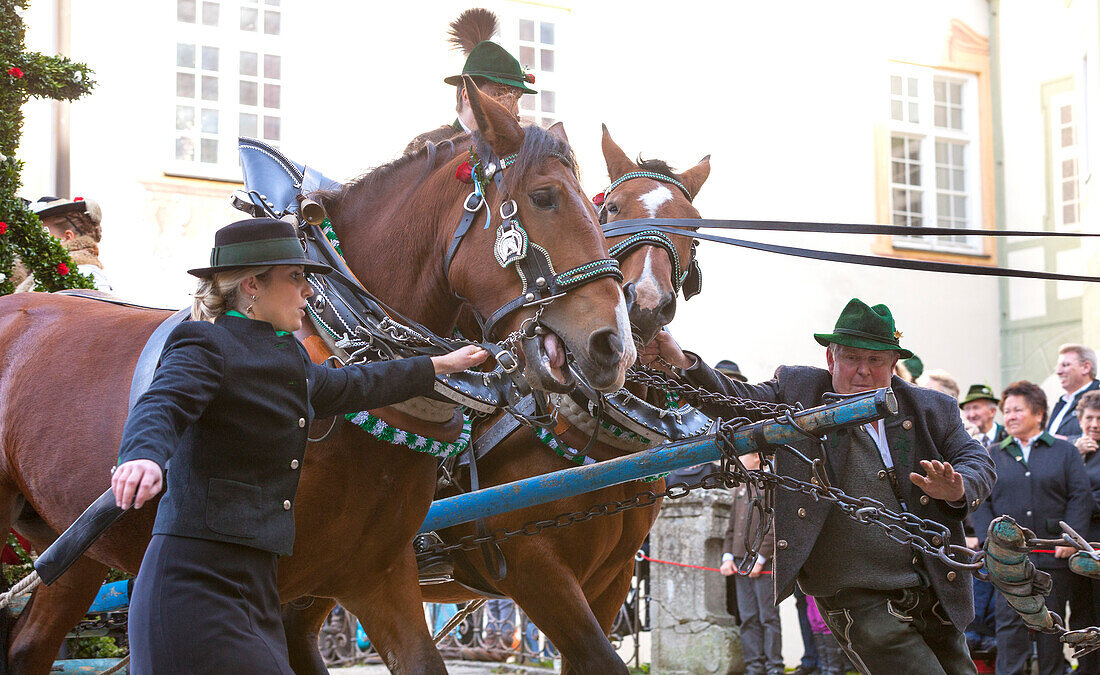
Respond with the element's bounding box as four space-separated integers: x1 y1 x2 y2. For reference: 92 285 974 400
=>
715 360 748 382
188 218 332 278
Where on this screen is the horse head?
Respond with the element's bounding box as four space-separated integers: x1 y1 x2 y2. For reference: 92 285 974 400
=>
321 80 633 396
600 125 710 345
449 82 634 393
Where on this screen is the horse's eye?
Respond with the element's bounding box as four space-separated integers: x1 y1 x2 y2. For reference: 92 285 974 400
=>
606 202 619 214
529 189 557 210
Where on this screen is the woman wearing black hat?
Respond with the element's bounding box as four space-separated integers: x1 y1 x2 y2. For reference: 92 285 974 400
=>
111 218 487 673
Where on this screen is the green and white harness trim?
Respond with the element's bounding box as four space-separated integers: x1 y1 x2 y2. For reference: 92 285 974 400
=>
344 410 473 458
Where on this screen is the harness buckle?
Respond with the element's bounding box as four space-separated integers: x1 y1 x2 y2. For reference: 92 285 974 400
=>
500 199 518 220
496 349 519 373
463 192 484 212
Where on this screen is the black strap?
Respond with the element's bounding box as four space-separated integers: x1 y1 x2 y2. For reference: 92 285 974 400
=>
602 217 1100 240
602 223 1099 284
466 443 507 581
443 193 484 283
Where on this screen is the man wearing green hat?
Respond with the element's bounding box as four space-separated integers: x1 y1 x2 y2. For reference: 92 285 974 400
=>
960 384 1006 449
405 9 537 155
643 298 995 674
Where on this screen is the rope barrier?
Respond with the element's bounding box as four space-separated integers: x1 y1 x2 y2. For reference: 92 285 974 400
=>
0 570 40 610
636 552 771 575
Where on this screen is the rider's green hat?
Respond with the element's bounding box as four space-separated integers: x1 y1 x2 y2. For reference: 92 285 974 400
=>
960 384 999 408
813 298 913 358
444 41 537 94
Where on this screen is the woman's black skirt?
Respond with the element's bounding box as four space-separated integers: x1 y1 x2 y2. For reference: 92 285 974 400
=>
128 534 293 674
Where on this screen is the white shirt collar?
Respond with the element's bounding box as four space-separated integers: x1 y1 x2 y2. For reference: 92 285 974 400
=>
1063 381 1094 404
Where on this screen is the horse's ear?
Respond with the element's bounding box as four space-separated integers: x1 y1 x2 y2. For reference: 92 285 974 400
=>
678 154 711 200
601 123 636 180
547 122 569 144
464 75 522 155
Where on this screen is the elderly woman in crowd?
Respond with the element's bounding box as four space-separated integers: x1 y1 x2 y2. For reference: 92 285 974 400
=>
972 381 1093 675
1071 391 1100 674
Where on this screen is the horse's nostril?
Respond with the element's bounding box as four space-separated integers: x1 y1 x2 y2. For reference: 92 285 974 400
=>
655 293 677 324
588 327 624 367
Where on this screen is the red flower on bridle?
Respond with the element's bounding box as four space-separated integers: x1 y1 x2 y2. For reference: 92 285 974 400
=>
592 192 606 207
455 162 474 184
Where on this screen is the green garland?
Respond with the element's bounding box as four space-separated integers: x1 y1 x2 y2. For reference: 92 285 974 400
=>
345 410 472 458
0 0 96 295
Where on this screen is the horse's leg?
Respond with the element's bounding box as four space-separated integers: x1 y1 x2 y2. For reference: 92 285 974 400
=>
8 555 108 675
506 564 627 675
283 597 337 675
337 553 447 674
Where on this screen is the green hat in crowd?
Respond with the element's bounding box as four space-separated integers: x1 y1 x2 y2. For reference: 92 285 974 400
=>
960 384 999 408
814 298 914 359
444 41 538 94
902 355 924 379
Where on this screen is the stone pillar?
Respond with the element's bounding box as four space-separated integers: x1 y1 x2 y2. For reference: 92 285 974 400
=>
651 488 742 675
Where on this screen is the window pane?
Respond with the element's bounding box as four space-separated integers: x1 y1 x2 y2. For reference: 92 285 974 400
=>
264 83 280 108
520 94 535 111
177 43 195 68
907 139 919 161
176 72 195 97
264 54 281 80
891 136 904 158
950 108 962 129
937 193 949 214
175 136 195 161
202 1 219 25
541 90 555 113
177 0 196 22
934 105 946 127
239 80 257 106
202 46 219 71
953 169 964 189
936 167 948 188
954 196 966 218
908 102 919 123
1064 204 1078 224
891 100 902 121
240 113 258 138
952 144 964 164
201 75 218 101
892 161 906 184
176 105 195 130
519 19 534 41
933 80 946 103
540 49 554 72
540 22 554 45
1061 126 1075 147
907 77 918 96
264 10 281 35
266 0 279 5
240 7 257 31
950 83 961 104
892 189 908 213
201 108 218 133
909 163 920 186
1063 180 1077 201
1060 105 1072 124
200 138 217 163
909 192 922 213
263 116 281 141
1063 159 1076 178
520 46 535 68
240 51 258 76
890 75 902 96
935 142 947 163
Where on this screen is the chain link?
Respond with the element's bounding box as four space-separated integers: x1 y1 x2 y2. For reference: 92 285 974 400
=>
625 367 802 419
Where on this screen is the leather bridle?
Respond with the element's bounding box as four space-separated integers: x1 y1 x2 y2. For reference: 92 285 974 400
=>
442 148 624 344
596 171 702 300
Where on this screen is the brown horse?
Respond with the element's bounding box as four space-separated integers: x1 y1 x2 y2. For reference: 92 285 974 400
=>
282 126 711 674
0 84 632 674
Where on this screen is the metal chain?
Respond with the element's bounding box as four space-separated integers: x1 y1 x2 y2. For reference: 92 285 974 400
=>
625 366 802 419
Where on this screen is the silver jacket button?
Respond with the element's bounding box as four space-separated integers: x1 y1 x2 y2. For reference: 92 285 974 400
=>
283 500 292 510
298 417 306 428
290 459 300 469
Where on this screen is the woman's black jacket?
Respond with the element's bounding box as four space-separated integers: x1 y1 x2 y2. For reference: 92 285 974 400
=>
117 314 436 555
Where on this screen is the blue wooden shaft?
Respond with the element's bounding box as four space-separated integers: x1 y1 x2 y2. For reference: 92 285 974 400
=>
420 388 895 533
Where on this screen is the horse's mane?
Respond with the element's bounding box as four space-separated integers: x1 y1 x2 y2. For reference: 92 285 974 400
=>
635 156 677 179
317 124 578 221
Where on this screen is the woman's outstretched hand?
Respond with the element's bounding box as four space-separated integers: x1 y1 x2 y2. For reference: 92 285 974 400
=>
431 345 489 375
111 459 164 510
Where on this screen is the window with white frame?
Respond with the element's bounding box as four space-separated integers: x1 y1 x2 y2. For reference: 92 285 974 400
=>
1050 92 1080 229
173 0 282 180
512 17 557 128
888 67 982 254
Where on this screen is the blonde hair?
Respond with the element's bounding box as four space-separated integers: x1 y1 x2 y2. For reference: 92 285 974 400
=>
917 369 961 400
191 266 272 322
1059 343 1098 378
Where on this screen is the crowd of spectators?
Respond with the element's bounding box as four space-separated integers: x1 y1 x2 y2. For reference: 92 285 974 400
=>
717 342 1100 674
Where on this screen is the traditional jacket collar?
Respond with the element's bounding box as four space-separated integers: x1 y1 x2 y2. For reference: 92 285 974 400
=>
218 311 292 337
999 430 1056 451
